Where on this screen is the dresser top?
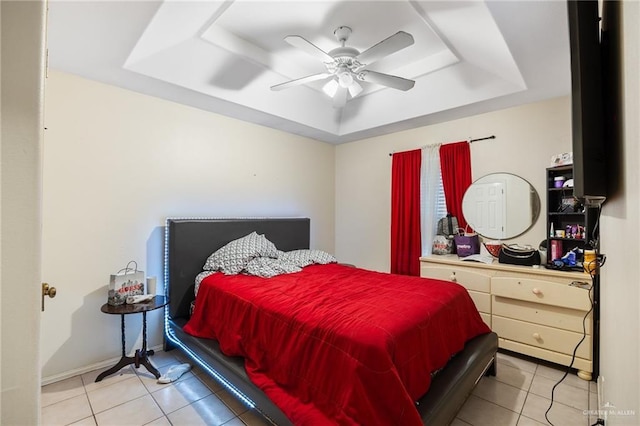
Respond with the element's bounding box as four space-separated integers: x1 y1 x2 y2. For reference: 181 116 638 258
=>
420 255 592 280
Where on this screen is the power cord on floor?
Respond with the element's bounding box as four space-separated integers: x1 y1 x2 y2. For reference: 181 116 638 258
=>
544 275 595 426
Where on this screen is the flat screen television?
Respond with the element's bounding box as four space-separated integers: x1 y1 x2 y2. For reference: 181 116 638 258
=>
567 0 607 204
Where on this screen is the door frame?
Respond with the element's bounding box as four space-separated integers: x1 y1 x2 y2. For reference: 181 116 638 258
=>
0 1 47 424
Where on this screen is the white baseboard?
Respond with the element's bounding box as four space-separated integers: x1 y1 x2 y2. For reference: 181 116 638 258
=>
41 344 164 386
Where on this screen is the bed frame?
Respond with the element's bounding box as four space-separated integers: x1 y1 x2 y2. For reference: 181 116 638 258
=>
164 218 498 425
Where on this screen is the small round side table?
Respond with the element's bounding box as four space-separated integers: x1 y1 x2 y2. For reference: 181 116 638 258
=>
95 295 168 382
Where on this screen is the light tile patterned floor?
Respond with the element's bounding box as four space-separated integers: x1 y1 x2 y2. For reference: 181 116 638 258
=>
41 349 598 425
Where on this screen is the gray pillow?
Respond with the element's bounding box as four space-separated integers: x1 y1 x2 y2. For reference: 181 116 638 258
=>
244 257 302 278
279 249 337 268
203 232 278 274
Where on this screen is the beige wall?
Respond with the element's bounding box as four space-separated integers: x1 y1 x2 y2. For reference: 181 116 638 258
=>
335 96 571 271
41 70 335 380
599 1 640 423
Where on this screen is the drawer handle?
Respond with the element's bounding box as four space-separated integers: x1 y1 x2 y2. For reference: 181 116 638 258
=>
449 274 457 282
532 288 542 296
533 332 541 340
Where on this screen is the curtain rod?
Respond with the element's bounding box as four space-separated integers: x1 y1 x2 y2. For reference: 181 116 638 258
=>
388 135 496 156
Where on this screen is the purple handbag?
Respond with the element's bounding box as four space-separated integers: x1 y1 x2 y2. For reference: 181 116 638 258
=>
454 230 480 258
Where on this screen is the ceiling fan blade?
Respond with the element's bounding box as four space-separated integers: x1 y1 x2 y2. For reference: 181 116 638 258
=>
356 31 414 65
359 70 415 91
333 86 348 108
271 72 333 91
285 35 334 62
322 79 339 97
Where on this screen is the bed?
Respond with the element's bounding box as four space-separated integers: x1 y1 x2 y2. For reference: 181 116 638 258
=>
163 217 498 425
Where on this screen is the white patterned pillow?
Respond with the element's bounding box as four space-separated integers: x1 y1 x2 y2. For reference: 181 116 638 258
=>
203 232 278 274
194 271 216 296
244 257 302 278
279 249 337 268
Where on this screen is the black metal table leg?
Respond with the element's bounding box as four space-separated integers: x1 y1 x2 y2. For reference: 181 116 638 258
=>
134 311 160 378
96 314 133 382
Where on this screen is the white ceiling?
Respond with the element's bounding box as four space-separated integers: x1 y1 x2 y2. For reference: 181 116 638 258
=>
47 0 571 144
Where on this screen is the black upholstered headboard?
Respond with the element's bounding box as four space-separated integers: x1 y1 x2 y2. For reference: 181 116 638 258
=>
165 218 311 319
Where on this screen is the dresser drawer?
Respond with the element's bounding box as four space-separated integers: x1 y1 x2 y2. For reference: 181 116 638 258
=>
493 296 592 334
468 290 490 313
498 339 592 373
480 312 491 329
421 265 491 293
492 277 591 311
492 316 591 359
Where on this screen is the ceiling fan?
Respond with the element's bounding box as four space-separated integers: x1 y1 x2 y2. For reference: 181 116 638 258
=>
271 26 415 108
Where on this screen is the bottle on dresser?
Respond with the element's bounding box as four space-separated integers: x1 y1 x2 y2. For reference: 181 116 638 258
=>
550 240 563 261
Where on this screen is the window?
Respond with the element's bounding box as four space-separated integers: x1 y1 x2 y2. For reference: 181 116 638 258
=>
420 146 448 255
435 172 448 222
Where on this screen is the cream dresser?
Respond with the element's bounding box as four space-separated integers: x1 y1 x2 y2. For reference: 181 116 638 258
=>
420 255 595 380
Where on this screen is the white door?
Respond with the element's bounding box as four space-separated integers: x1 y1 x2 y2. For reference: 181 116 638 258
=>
0 1 47 424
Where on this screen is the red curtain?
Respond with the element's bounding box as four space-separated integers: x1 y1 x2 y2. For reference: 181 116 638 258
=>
391 149 422 276
439 142 472 231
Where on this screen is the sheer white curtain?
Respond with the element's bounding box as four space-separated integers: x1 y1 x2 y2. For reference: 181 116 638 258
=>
420 145 445 255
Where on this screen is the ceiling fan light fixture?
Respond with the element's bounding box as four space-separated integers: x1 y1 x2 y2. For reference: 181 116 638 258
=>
323 79 339 97
348 81 363 98
274 26 416 106
338 71 353 88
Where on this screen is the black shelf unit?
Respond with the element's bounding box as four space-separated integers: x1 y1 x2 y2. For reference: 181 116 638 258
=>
546 165 599 265
546 165 601 380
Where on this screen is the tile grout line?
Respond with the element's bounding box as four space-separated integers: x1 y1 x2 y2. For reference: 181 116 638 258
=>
512 360 537 424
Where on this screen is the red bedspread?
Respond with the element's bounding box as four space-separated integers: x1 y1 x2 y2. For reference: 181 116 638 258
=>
184 263 490 425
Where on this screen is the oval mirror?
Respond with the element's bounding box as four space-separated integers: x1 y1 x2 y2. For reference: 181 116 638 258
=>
462 173 540 240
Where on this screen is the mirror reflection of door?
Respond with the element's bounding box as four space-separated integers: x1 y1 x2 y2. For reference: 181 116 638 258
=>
466 181 506 238
462 173 540 240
